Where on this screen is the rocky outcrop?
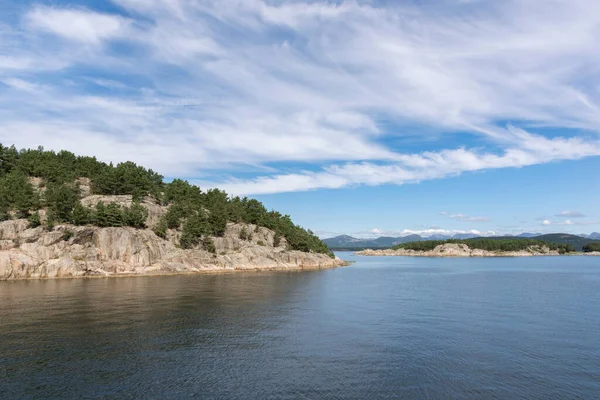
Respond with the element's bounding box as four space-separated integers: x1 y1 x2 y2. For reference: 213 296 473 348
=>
356 243 561 257
0 220 344 280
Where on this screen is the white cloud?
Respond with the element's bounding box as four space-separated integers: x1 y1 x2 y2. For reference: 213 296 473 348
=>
26 7 131 44
359 228 497 238
205 135 600 194
442 212 490 222
556 211 586 218
542 220 552 225
0 0 599 190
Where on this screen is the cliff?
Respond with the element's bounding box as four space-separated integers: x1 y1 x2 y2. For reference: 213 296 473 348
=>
0 218 344 280
356 243 562 257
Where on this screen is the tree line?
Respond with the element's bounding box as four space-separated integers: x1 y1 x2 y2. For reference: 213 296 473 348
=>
0 144 332 256
393 238 575 254
582 243 600 252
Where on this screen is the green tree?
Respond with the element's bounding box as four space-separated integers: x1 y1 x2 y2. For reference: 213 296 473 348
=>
46 210 56 231
94 202 108 227
153 216 168 239
124 202 148 228
180 212 210 249
27 211 41 228
45 183 79 222
105 203 125 227
72 203 92 225
273 232 281 247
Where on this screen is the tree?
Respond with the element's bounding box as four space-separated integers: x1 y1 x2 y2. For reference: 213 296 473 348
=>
273 232 281 247
208 202 228 237
45 183 79 222
583 243 600 252
72 203 92 225
46 210 56 231
153 216 168 239
124 202 148 229
180 212 210 249
28 211 41 228
105 203 124 227
0 170 37 218
94 202 108 227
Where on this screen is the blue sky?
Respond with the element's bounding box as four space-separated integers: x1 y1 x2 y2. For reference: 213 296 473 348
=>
1 0 600 237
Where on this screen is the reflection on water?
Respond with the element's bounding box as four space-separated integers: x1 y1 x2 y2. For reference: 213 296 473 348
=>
1 255 599 399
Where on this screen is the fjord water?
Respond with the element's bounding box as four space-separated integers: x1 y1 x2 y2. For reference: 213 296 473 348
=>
1 254 599 399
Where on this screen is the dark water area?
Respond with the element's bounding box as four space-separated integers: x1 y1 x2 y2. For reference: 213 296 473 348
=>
1 253 599 399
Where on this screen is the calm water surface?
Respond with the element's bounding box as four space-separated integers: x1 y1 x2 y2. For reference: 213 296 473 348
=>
1 253 599 399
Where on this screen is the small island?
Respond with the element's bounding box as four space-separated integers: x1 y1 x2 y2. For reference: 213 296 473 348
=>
0 144 344 280
356 238 600 257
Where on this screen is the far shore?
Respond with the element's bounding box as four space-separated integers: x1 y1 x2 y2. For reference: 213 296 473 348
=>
355 244 600 258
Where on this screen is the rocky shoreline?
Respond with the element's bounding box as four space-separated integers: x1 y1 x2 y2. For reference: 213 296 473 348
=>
0 219 346 281
356 243 600 257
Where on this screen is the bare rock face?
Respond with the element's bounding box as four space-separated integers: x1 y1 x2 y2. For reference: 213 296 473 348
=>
0 220 342 280
356 243 561 257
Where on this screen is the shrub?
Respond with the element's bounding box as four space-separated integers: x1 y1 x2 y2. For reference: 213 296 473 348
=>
153 216 168 239
27 211 41 228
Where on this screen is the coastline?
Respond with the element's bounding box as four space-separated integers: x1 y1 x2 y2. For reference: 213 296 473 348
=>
355 243 600 258
0 219 347 281
1 261 349 281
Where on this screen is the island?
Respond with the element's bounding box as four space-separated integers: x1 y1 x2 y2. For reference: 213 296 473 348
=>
0 144 344 280
356 239 600 257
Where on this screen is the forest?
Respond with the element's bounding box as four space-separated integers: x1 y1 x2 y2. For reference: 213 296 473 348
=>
393 238 576 254
582 243 600 252
0 144 332 257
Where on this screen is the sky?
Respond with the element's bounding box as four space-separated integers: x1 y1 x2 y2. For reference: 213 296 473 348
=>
1 0 599 238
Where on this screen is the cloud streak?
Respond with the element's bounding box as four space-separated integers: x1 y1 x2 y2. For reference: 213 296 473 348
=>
0 0 600 191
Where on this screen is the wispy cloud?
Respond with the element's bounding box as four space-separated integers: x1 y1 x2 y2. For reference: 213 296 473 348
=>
0 0 600 191
555 211 586 218
541 219 596 226
440 212 490 222
355 228 497 238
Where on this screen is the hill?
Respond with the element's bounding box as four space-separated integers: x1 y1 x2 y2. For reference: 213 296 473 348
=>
0 144 340 279
324 233 475 249
393 238 574 254
326 233 600 252
532 234 600 251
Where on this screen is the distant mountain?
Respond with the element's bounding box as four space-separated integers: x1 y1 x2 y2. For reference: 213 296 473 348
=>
324 235 424 249
452 233 480 240
427 234 451 240
325 232 600 251
532 234 600 251
518 232 542 238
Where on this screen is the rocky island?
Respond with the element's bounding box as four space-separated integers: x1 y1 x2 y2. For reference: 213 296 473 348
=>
356 238 600 257
357 243 561 257
0 145 343 280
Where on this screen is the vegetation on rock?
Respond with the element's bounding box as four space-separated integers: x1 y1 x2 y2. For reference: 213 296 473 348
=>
0 144 332 256
394 238 575 254
582 243 600 252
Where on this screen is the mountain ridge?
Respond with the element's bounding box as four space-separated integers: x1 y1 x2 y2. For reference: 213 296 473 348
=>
325 233 600 251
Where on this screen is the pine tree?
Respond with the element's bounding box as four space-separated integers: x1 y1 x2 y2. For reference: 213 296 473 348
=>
153 216 168 239
180 212 210 249
72 203 92 225
105 203 124 227
124 202 148 228
27 211 41 228
45 183 79 222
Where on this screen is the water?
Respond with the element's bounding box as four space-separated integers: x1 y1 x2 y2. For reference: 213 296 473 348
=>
1 253 599 399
